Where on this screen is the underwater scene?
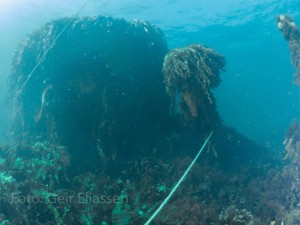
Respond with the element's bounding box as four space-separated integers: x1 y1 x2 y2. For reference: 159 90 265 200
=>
1 0 300 224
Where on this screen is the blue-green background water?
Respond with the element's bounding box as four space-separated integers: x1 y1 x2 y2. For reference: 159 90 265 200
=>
0 0 300 147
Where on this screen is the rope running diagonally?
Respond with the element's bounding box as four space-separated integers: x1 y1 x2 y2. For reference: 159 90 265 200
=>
0 0 90 120
144 130 214 225
17 0 91 97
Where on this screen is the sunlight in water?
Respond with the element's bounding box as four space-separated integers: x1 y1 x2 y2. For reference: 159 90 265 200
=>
0 0 22 16
0 0 17 9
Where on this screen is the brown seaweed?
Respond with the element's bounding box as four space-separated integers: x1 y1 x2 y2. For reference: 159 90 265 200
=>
277 15 300 85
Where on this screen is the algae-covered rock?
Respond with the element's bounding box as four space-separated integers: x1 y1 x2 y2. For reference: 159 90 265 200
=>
162 44 225 129
7 16 171 165
277 15 300 85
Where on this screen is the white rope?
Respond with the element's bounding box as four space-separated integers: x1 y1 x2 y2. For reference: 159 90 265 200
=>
144 130 214 225
0 0 90 121
17 0 91 96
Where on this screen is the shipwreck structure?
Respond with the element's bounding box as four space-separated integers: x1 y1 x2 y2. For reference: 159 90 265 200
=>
8 16 172 166
1 15 276 225
7 16 229 168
